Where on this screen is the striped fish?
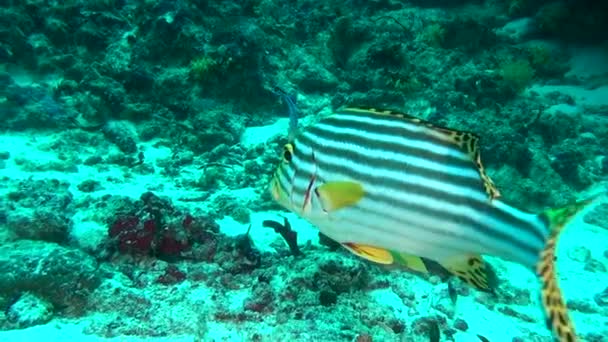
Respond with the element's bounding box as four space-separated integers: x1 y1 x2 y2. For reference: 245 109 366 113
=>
269 107 597 342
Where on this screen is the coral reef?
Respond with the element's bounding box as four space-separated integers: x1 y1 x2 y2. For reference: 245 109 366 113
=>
5 179 73 243
107 191 220 261
0 0 607 340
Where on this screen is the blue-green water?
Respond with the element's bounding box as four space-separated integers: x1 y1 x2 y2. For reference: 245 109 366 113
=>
0 1 607 341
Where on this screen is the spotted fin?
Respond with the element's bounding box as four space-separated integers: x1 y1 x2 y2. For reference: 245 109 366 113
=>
342 243 393 264
341 107 500 201
444 130 500 201
538 234 574 342
538 195 599 342
440 254 495 292
315 181 364 212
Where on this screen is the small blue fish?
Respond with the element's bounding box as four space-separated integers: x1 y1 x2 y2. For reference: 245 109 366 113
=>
272 86 299 141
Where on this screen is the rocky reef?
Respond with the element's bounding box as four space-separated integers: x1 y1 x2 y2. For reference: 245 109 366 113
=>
0 0 607 341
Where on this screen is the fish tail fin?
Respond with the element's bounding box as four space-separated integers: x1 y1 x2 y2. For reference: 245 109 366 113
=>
537 195 599 342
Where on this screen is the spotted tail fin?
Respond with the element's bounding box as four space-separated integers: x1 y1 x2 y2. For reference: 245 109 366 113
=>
537 195 599 342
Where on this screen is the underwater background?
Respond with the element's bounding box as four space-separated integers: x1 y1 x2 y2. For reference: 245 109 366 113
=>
0 0 607 341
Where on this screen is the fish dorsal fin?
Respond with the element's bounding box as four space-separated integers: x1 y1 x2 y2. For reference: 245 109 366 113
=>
342 243 394 264
440 254 495 292
315 181 364 212
341 106 435 127
341 107 501 201
442 129 501 201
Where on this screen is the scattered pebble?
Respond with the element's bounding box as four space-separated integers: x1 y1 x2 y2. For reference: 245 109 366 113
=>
453 318 468 331
584 259 607 273
584 203 608 230
568 246 591 263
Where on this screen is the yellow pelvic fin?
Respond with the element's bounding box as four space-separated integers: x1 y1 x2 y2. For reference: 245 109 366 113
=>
340 107 500 201
343 243 494 291
342 243 394 264
315 181 364 212
440 254 494 292
537 195 599 342
391 252 430 274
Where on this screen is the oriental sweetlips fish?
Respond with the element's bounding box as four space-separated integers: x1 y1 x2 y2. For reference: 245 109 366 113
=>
269 106 599 342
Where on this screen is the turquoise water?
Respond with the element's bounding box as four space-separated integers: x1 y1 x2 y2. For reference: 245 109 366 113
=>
0 1 607 341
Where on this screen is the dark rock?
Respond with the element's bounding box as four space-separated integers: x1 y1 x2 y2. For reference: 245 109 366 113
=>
84 155 103 165
584 259 607 273
7 209 71 243
534 1 608 44
102 121 138 154
319 289 337 306
594 287 608 306
584 204 608 230
6 179 72 210
442 18 497 52
0 240 101 308
568 246 591 263
6 292 53 328
244 283 274 312
568 299 597 314
77 179 103 192
300 258 372 300
454 318 468 331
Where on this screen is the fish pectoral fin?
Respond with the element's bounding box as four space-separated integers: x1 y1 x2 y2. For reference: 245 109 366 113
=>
392 252 430 274
315 181 364 212
342 243 393 264
439 254 494 292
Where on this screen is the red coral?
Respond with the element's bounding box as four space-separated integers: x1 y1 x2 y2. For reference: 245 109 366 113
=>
156 229 189 259
107 192 220 261
109 215 156 254
182 214 194 228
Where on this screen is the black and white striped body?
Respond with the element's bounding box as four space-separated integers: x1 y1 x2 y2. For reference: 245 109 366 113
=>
271 108 550 268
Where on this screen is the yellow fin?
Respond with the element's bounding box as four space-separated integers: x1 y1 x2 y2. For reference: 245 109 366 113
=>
315 181 364 212
537 195 599 342
341 107 500 200
342 243 393 264
440 254 494 292
391 252 430 273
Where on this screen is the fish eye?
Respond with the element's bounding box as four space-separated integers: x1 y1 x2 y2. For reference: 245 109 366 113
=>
283 143 294 163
